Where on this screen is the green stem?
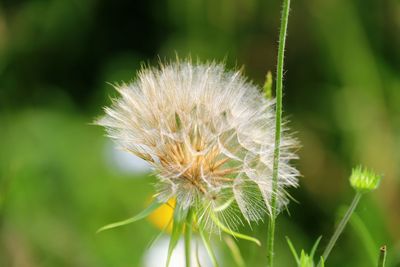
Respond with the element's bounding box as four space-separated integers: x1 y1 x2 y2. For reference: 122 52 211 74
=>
378 245 387 267
185 209 193 267
317 192 362 267
266 0 291 266
347 209 377 263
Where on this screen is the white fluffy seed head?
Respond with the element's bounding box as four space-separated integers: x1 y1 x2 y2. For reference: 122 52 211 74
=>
97 60 299 230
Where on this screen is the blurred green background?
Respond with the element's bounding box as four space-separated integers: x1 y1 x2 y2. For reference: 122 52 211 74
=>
1 0 399 266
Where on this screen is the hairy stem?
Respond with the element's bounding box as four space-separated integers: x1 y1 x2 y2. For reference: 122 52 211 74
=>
266 0 291 266
378 245 387 267
318 192 362 267
185 209 193 267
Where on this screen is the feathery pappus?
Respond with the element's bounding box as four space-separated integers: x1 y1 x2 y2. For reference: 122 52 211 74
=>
96 60 299 230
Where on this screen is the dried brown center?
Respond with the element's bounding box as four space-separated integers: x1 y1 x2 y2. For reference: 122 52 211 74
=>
159 139 238 194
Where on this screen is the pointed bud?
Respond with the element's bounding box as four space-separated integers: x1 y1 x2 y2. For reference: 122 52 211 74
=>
263 71 273 99
349 165 382 193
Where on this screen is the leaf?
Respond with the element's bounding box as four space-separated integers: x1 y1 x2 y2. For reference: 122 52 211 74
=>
146 217 173 250
345 209 376 263
210 213 261 246
285 236 300 264
319 256 325 267
166 206 187 267
263 71 273 99
199 227 219 267
299 251 309 267
224 235 246 267
175 112 182 130
195 241 203 267
97 200 163 233
184 209 194 267
213 197 235 212
310 236 322 259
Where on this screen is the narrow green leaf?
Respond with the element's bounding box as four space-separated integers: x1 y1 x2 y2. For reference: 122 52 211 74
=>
213 197 235 212
184 209 194 267
319 257 325 267
175 112 182 130
310 236 322 259
345 209 377 263
146 217 173 250
299 251 308 267
263 71 273 99
97 200 163 233
285 236 300 264
195 241 203 267
210 213 261 246
166 206 187 267
199 227 219 267
224 235 246 267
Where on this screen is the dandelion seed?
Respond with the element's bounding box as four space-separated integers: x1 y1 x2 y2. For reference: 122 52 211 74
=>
96 60 299 230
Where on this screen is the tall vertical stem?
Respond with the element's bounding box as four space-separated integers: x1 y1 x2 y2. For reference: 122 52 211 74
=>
266 0 291 266
185 210 193 267
317 192 362 267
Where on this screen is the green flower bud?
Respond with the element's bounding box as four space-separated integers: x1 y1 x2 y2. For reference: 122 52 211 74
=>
349 165 382 193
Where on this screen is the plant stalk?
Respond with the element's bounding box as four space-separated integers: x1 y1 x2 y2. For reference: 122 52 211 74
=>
378 245 387 267
266 0 291 266
317 192 362 267
185 209 193 267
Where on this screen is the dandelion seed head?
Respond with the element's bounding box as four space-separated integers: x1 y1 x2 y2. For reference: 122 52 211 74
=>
97 60 299 229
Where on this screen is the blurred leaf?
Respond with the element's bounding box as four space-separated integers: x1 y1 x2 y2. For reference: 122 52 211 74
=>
310 236 322 259
199 226 219 267
210 213 261 246
286 236 300 264
286 236 322 267
345 209 377 263
320 257 325 267
166 206 187 267
264 71 273 99
195 241 203 267
224 235 246 267
97 200 162 233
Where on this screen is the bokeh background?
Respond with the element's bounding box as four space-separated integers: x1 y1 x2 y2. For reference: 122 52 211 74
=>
1 0 399 266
